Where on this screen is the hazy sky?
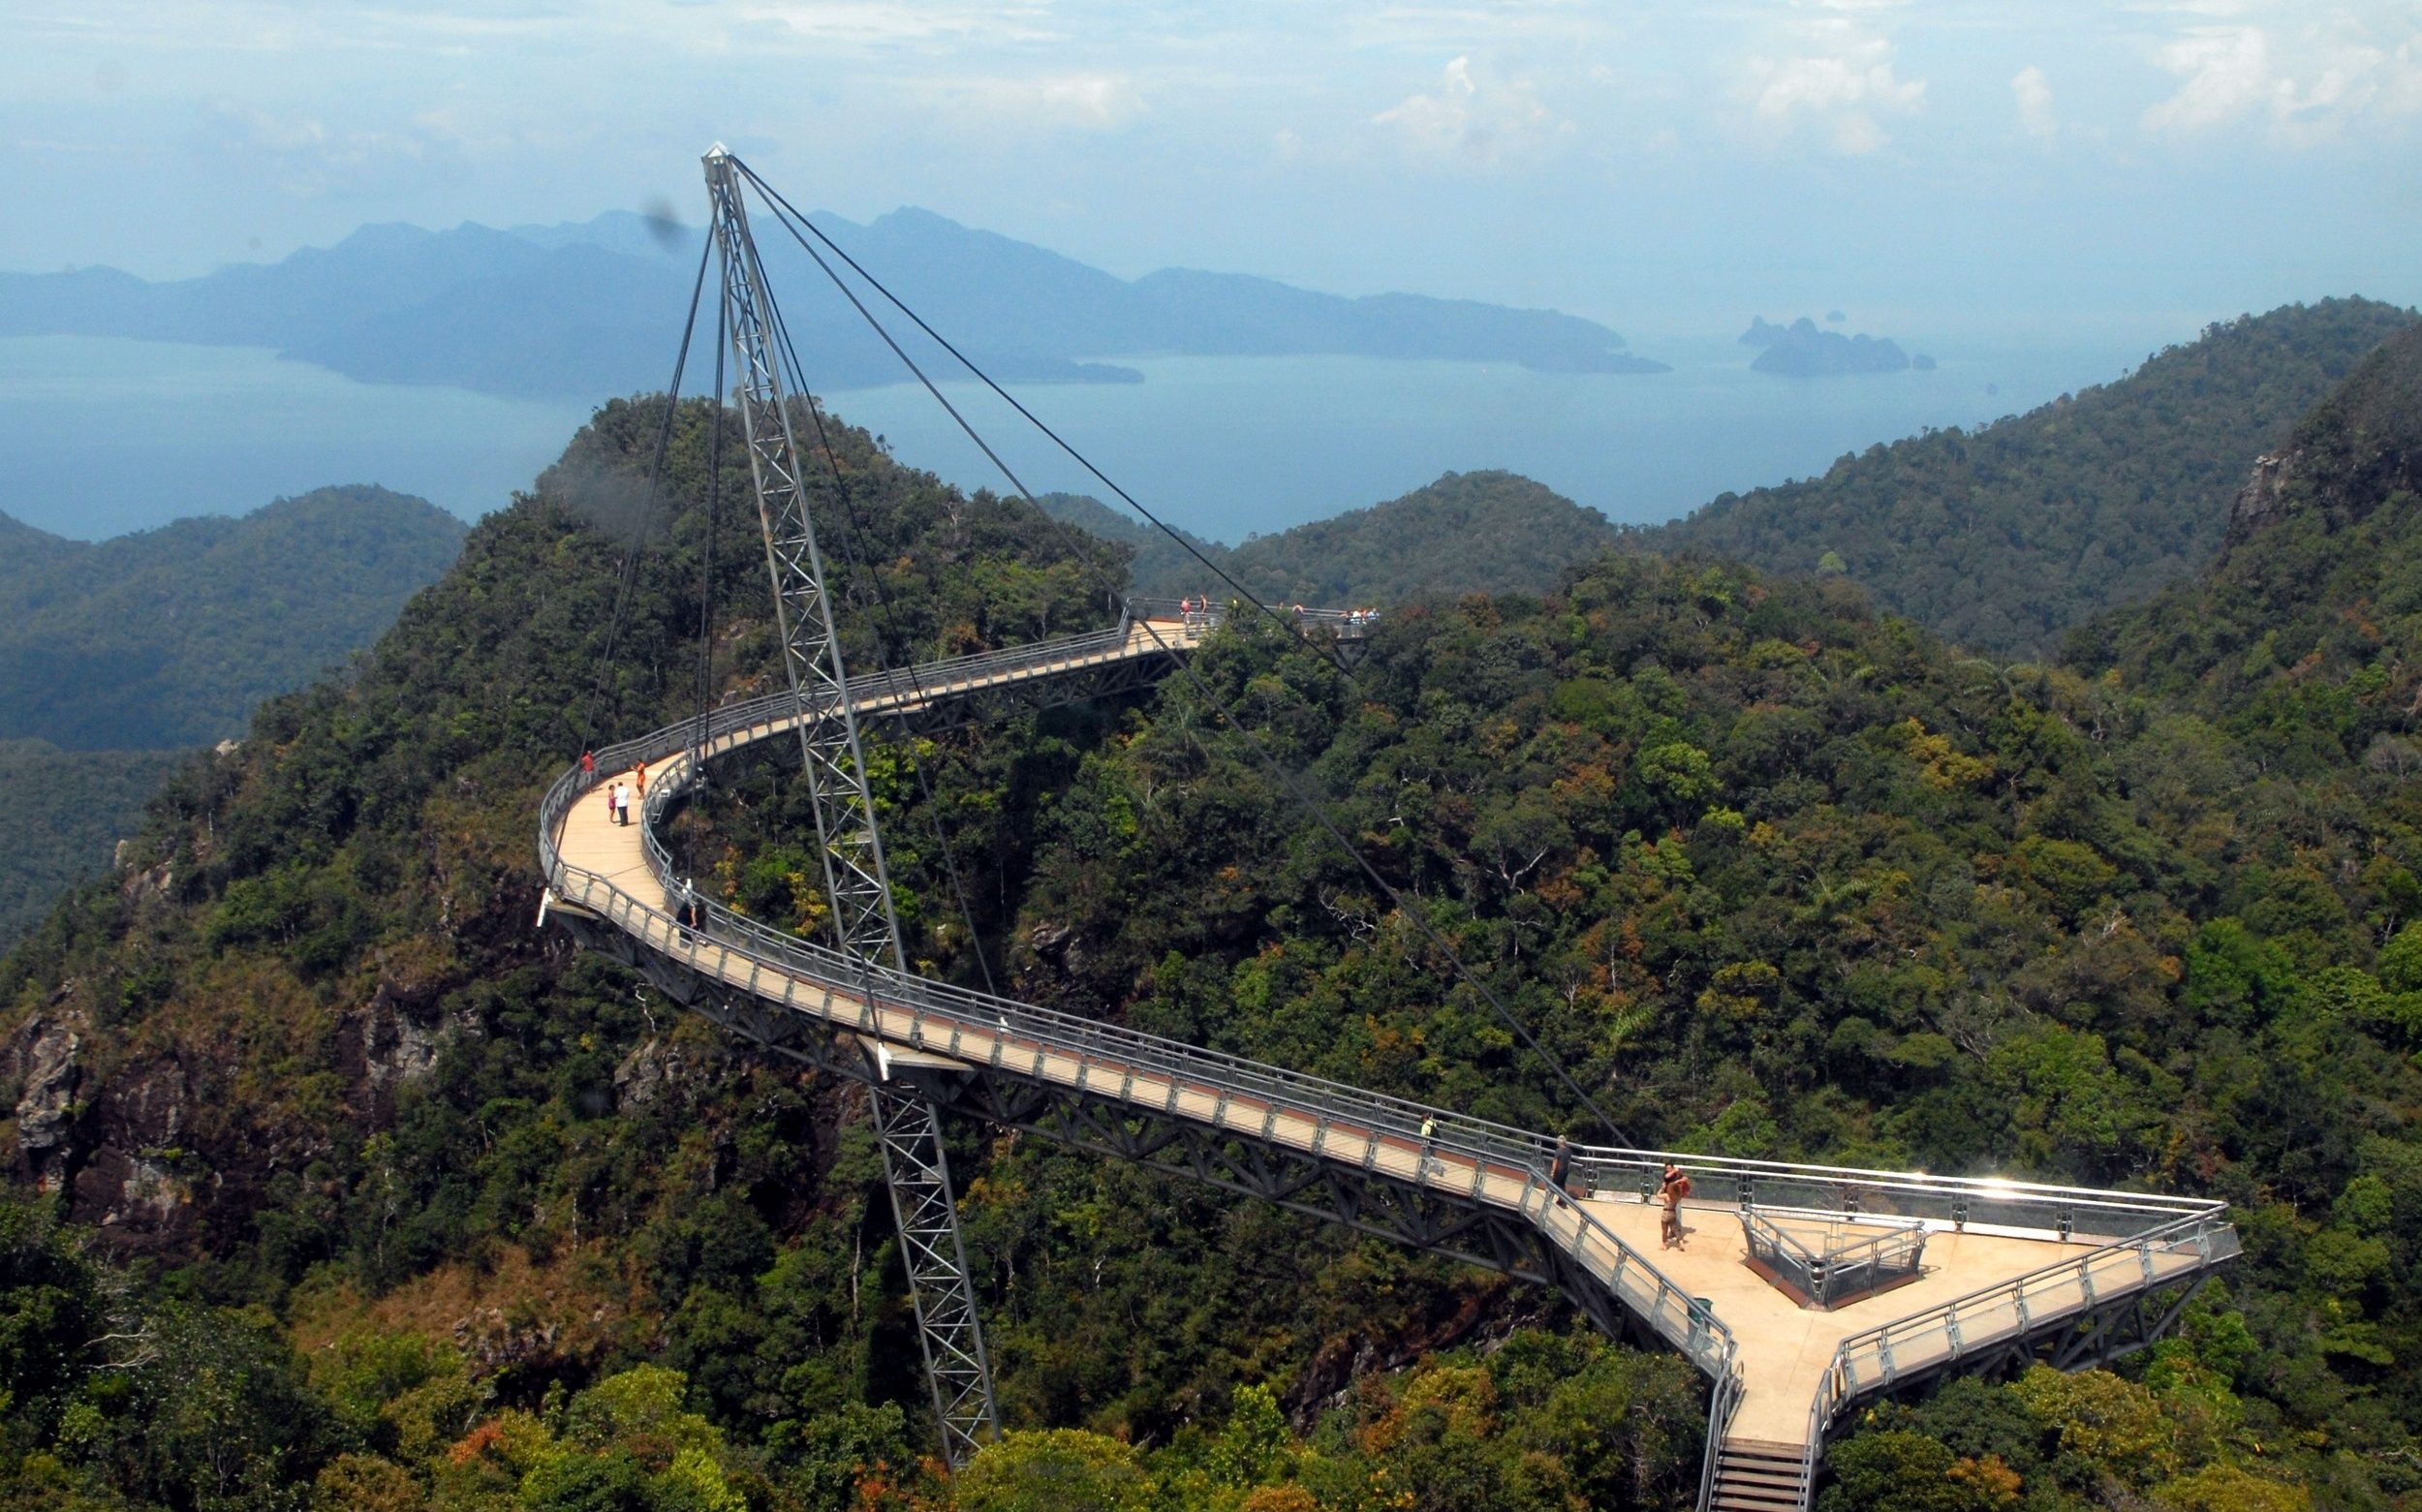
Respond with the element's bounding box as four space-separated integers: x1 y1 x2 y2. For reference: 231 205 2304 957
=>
5 1 2418 337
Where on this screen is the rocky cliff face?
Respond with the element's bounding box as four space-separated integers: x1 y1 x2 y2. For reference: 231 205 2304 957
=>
2220 324 2422 560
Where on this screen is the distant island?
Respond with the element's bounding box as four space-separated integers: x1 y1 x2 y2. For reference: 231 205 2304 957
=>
0 209 1665 399
1741 315 1930 376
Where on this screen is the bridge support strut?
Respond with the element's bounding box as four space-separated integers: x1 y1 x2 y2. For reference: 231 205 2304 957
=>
869 1080 1000 1466
702 142 999 1463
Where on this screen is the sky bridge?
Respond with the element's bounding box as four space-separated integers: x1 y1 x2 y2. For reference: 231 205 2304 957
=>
539 606 2237 1512
534 146 2237 1512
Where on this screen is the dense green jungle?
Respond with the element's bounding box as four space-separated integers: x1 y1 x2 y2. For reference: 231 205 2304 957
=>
0 487 468 947
1081 298 2411 661
4 315 2422 1512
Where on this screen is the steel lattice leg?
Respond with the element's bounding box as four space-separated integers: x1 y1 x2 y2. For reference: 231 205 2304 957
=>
870 1081 999 1465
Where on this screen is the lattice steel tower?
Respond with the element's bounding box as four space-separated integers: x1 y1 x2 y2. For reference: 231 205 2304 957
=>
702 144 1000 1465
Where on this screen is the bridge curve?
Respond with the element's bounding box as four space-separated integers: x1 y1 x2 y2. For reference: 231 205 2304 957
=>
537 611 2237 1511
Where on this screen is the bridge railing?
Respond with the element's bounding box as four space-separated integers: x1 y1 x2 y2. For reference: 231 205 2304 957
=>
540 625 2227 1440
1572 1151 2218 1244
542 693 1740 1386
1739 1212 1926 1309
574 623 1164 789
1798 1207 2240 1489
543 832 1741 1386
1124 597 1375 639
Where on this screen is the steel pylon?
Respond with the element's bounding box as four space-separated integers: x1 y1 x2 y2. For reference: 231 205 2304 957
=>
702 143 1000 1463
869 1080 999 1465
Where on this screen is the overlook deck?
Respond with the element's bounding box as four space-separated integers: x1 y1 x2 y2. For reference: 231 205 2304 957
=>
539 613 2237 1510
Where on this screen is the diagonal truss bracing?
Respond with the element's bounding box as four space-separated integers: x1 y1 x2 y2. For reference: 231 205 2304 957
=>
703 147 904 972
701 144 999 1464
870 1082 1000 1466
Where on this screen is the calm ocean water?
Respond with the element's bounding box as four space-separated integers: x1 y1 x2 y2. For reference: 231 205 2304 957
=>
0 324 2169 543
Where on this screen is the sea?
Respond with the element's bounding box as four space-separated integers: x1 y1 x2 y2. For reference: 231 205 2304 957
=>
0 322 2183 544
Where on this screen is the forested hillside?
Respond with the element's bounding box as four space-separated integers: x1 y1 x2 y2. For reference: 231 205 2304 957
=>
1056 470 1625 608
0 486 467 950
1638 297 2415 657
6 331 2422 1509
0 741 186 946
0 485 466 750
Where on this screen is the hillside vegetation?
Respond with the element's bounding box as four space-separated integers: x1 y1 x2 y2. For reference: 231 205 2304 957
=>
1058 470 1625 609
1070 299 2413 658
0 741 187 946
1639 297 2416 657
0 485 467 750
5 326 2422 1509
0 487 467 950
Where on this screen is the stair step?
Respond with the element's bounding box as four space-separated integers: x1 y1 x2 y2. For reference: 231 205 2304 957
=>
1713 1481 1809 1503
1720 1466 1807 1486
1720 1454 1808 1473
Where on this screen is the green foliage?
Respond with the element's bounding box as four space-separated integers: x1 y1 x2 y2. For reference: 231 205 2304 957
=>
1053 472 1626 610
0 741 186 949
13 311 2422 1512
954 1429 1153 1512
0 1199 106 1435
0 487 465 750
1643 299 2416 656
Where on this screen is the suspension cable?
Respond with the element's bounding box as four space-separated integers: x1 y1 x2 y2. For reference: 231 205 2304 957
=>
580 229 714 756
684 295 730 884
749 206 1007 994
729 160 1623 1141
734 163 1319 660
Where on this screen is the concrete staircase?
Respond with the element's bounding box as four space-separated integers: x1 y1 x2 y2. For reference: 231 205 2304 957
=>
1709 1437 1816 1512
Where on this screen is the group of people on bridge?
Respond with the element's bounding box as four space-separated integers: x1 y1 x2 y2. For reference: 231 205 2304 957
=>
579 750 648 826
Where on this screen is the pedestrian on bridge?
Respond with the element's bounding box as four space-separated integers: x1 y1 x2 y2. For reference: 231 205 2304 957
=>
1549 1136 1574 1198
611 781 631 826
580 750 596 778
1660 1161 1691 1250
635 759 648 797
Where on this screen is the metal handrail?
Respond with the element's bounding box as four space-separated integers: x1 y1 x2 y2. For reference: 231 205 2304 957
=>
1746 1212 1925 1277
544 852 1741 1381
562 624 2223 1241
1740 1212 1925 1309
1802 1208 2237 1452
1697 1359 1747 1511
541 625 1740 1382
1123 596 1375 637
544 620 2235 1512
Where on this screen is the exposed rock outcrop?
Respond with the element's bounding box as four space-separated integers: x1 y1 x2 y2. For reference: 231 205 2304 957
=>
10 1015 85 1190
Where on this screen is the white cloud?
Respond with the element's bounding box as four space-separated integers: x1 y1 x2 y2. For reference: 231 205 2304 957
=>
2142 13 2422 144
2143 26 2274 133
929 72 1146 133
2012 64 2057 139
1746 32 1924 154
1373 54 1563 163
199 100 450 196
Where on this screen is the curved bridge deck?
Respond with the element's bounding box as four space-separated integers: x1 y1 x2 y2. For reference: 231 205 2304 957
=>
539 614 2237 1510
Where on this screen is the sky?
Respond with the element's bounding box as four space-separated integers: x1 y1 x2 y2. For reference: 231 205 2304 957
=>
3 0 2419 340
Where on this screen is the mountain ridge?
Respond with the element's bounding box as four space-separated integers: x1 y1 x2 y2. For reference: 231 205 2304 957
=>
6 349 2422 1506
1636 296 2419 657
0 207 1662 401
